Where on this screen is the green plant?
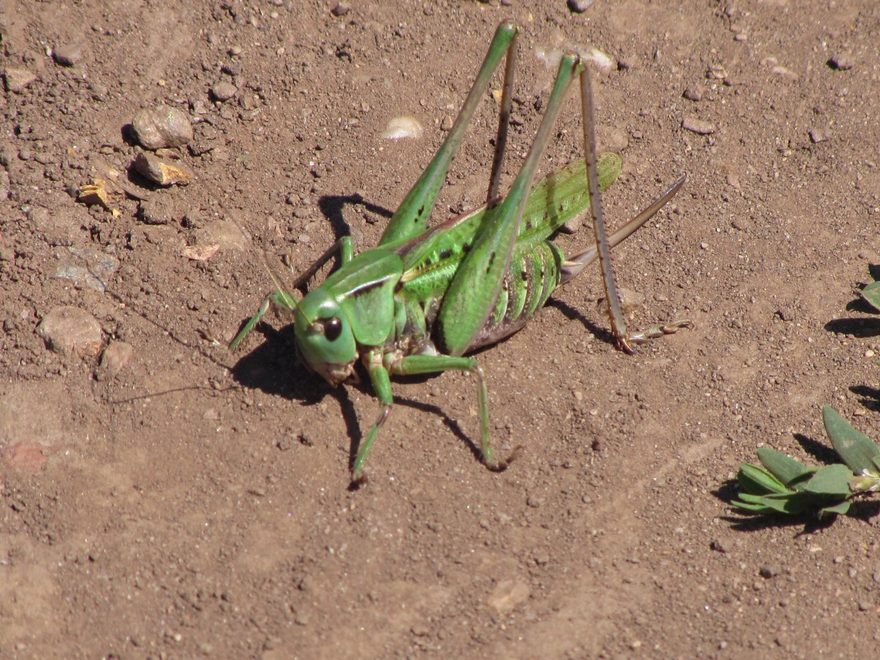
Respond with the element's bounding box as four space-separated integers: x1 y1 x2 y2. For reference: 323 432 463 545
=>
859 269 880 312
733 406 880 519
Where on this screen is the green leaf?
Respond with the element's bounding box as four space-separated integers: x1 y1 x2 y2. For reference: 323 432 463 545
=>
756 447 813 486
737 492 820 515
734 494 792 514
736 492 778 505
818 500 851 518
861 281 880 312
823 406 880 475
801 464 853 497
731 500 774 513
737 463 791 495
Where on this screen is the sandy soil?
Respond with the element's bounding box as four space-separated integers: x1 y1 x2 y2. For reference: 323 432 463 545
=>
2 1 880 657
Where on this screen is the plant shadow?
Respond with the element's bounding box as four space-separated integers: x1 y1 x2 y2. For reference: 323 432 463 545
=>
824 317 880 337
793 433 839 465
851 384 880 412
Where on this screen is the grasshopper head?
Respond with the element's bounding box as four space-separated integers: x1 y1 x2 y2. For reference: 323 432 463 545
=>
294 288 358 386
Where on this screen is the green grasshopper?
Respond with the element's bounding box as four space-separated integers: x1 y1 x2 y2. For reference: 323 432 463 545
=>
231 22 689 485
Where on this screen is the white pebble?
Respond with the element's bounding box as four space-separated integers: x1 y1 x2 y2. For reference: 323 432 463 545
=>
582 47 615 74
382 116 423 140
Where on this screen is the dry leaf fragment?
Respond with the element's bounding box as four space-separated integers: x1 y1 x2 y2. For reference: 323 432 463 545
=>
77 179 112 209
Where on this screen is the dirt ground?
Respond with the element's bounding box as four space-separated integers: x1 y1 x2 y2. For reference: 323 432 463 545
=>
2 0 880 657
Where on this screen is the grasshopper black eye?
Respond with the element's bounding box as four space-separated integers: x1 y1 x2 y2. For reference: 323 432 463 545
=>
323 317 343 341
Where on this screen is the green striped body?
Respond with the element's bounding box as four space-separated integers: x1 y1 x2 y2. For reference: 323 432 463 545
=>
391 154 621 355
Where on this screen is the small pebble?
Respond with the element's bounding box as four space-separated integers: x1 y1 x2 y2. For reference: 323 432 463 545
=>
137 199 175 225
759 565 779 579
0 171 9 201
584 47 614 74
331 1 351 16
682 116 716 135
132 151 193 186
95 341 133 381
3 67 37 93
683 85 704 102
210 80 238 102
709 539 728 553
90 81 108 101
181 244 219 261
36 306 103 358
771 64 798 80
567 0 594 13
706 64 728 81
560 217 580 234
52 43 83 66
598 125 629 152
382 116 423 140
828 53 854 71
487 579 530 613
131 105 193 149
196 219 251 252
809 127 830 144
54 246 119 292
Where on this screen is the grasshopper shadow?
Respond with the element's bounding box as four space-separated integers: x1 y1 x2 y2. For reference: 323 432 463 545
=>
228 326 482 471
345 385 483 480
318 193 394 241
228 324 325 404
547 298 618 348
392 394 482 462
228 324 365 465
